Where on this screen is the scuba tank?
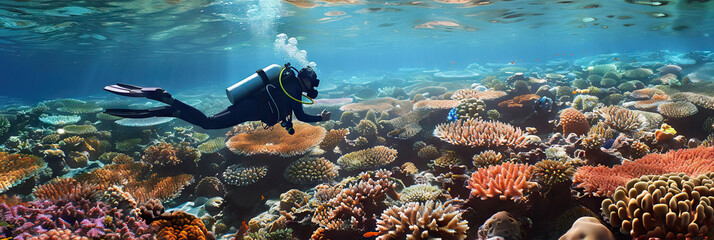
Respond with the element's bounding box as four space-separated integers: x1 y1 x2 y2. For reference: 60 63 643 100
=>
226 64 283 104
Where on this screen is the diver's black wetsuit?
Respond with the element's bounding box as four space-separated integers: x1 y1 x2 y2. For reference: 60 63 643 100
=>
104 67 323 131
169 79 321 129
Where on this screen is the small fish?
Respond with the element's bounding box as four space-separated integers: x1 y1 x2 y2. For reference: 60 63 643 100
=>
260 195 265 200
572 89 591 94
236 220 249 237
510 62 514 64
526 127 537 134
536 59 539 61
632 60 637 62
363 231 380 238
613 57 618 61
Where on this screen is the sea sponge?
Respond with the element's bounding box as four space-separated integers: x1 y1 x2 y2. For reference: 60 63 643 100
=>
399 184 442 202
594 105 646 132
284 157 339 185
559 108 589 136
657 101 698 118
433 119 530 149
375 200 469 240
472 150 505 169
320 128 349 151
194 177 225 198
467 162 537 201
337 146 398 171
600 173 714 239
197 137 225 154
226 123 326 157
559 217 615 240
152 211 214 240
533 160 575 185
222 165 268 187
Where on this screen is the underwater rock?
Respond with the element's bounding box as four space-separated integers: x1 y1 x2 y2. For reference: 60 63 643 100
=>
559 217 614 240
478 211 526 240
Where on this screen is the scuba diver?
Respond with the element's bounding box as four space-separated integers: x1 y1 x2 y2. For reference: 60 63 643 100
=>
103 63 330 134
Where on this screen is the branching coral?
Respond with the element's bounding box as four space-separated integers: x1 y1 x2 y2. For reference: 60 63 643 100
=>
432 150 462 168
0 152 46 193
601 173 714 239
336 146 398 171
467 162 537 201
399 184 442 203
222 165 268 187
375 200 469 240
532 160 575 185
320 128 349 151
472 150 505 169
594 106 647 132
433 119 530 149
417 145 440 159
151 211 214 240
143 142 181 166
226 123 326 157
32 178 103 202
284 157 339 185
573 147 714 197
560 108 589 136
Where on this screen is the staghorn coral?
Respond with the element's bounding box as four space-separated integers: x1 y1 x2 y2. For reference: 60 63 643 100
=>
453 98 486 120
594 105 647 132
467 162 537 201
375 200 469 240
573 147 714 197
320 128 349 151
152 211 214 240
472 150 505 169
62 124 98 135
284 157 339 185
337 146 398 171
226 123 326 157
194 177 225 198
533 160 575 185
222 165 268 187
399 184 442 203
432 150 462 168
451 89 507 101
433 119 530 149
559 108 589 136
197 137 226 154
412 100 460 110
143 142 181 166
0 152 46 193
657 101 698 118
600 173 714 239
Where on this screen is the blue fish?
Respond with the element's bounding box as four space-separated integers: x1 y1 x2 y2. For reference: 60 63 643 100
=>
533 96 553 113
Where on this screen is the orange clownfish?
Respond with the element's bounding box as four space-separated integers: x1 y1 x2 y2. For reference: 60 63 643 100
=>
363 232 380 238
260 195 265 200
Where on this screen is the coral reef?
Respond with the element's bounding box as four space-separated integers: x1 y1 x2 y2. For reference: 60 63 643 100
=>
413 100 460 110
560 108 589 136
222 165 268 187
467 162 537 201
399 184 442 202
194 177 225 198
451 89 507 101
39 114 81 126
284 157 339 184
62 124 98 135
0 152 46 193
472 150 505 169
197 137 226 154
453 98 486 120
336 146 398 171
226 123 326 157
434 119 530 149
657 101 698 118
532 160 574 185
375 200 469 240
152 211 214 240
594 105 646 132
319 128 348 151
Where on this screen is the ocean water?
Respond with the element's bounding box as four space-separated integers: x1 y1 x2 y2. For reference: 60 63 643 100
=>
1 0 714 239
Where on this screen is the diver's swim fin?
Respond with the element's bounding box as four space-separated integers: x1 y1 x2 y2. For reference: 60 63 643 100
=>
105 106 177 119
104 83 173 103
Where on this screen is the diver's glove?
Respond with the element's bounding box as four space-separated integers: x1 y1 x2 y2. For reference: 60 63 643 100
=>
320 109 331 121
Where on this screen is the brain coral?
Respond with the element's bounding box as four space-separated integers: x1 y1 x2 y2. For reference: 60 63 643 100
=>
601 173 714 239
284 157 339 185
152 211 214 240
467 162 537 201
433 119 530 149
0 152 46 193
657 101 698 118
560 108 589 136
573 147 714 197
375 200 469 240
226 123 326 157
336 146 398 171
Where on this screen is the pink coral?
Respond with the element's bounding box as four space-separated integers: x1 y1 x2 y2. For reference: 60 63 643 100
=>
467 162 537 201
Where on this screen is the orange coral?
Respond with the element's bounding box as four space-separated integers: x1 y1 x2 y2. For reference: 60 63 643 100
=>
339 97 400 112
412 100 460 110
451 89 507 101
433 119 530 149
573 147 714 197
497 94 539 108
143 142 181 166
0 152 46 193
559 108 589 136
467 162 537 201
32 178 103 201
152 211 214 240
630 88 666 100
319 128 349 151
226 123 326 157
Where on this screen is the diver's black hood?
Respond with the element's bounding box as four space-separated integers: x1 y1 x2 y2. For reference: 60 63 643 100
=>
298 66 319 98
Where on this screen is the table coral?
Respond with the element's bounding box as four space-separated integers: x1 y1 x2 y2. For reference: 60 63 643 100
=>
433 119 530 149
336 146 398 171
0 152 46 193
467 162 537 201
412 100 460 110
657 101 698 118
226 123 326 157
451 89 507 101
